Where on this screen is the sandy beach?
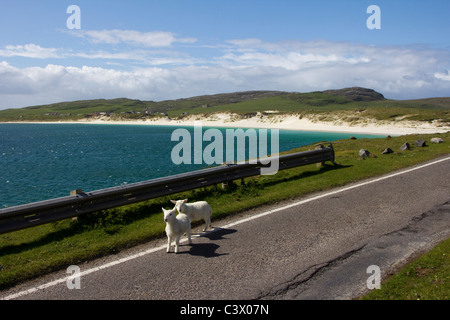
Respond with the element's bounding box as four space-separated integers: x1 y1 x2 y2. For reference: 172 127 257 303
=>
21 112 449 136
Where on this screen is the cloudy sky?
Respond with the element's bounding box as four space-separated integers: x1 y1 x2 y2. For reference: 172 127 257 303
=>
0 0 449 110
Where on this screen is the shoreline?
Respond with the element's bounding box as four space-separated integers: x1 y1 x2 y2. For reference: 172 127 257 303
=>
3 112 450 136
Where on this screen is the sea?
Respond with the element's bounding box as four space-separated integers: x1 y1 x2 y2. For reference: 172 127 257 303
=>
0 123 383 208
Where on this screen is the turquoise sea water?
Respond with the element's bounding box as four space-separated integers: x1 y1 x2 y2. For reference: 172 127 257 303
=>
0 123 383 208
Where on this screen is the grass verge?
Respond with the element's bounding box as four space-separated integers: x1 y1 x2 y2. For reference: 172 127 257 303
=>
0 131 449 292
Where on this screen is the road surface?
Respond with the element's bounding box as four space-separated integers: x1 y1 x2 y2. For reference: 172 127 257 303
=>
2 155 450 300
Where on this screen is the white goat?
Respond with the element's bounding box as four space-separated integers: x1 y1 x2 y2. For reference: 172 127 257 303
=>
171 199 212 232
162 207 192 253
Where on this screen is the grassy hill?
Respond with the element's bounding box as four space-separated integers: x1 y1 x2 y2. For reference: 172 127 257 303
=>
0 87 449 124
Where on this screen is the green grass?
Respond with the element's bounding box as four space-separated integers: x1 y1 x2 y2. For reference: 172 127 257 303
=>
166 95 450 119
361 237 450 300
1 89 449 124
0 132 449 292
167 96 305 116
164 93 450 125
0 98 159 122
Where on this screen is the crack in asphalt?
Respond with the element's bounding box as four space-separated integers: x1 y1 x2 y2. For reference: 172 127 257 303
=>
382 200 450 238
255 244 367 300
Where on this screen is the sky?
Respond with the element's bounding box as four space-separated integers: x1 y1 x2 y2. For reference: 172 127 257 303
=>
0 0 449 109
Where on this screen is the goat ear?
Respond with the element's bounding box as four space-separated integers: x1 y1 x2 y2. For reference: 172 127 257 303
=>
170 200 176 204
183 199 188 203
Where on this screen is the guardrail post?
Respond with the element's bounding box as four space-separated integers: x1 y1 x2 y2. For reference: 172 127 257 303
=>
328 143 336 164
314 143 335 167
221 180 237 190
70 189 82 221
70 189 83 196
315 144 326 167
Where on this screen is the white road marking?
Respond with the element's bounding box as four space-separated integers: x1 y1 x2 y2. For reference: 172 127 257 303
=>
3 156 449 300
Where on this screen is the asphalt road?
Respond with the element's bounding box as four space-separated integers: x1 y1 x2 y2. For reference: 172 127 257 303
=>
2 155 450 300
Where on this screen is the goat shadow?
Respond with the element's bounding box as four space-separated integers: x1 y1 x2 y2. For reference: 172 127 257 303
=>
181 227 236 258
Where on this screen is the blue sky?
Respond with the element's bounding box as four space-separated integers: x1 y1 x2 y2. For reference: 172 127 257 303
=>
0 0 449 109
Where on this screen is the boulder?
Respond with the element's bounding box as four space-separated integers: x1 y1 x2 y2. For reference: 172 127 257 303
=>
414 139 427 147
430 137 444 144
359 149 371 158
400 142 410 151
382 147 394 154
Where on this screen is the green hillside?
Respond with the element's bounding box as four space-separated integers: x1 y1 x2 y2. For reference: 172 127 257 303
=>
0 87 449 124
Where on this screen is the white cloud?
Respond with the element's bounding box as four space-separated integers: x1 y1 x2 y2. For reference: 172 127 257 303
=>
71 29 197 47
0 39 449 109
217 39 450 97
0 44 199 67
0 61 176 107
434 71 450 81
0 44 64 59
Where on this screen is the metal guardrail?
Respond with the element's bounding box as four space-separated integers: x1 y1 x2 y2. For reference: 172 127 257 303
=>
0 145 334 234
